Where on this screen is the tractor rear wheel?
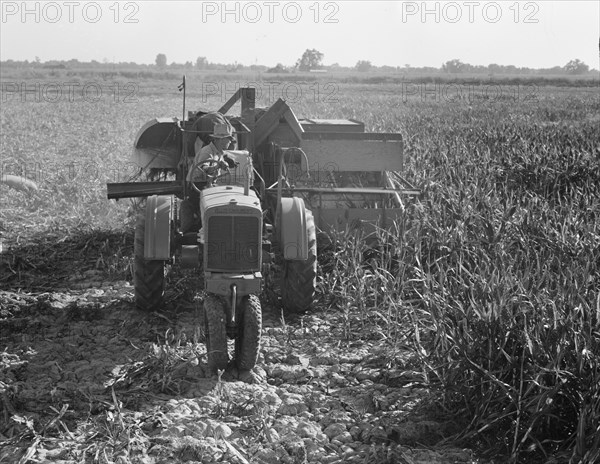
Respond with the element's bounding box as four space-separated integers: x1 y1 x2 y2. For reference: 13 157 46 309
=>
281 210 317 313
204 295 229 374
134 213 166 311
235 294 262 371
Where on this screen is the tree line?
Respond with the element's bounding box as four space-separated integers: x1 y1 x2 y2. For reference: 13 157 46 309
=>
155 50 594 76
1 50 594 76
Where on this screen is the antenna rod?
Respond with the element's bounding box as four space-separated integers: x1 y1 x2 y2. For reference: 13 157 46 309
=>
182 75 186 121
179 75 186 121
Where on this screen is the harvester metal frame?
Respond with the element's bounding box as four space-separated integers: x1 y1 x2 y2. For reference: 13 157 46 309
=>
106 82 419 375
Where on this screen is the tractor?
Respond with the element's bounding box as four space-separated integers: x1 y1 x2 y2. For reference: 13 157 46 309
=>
107 84 418 375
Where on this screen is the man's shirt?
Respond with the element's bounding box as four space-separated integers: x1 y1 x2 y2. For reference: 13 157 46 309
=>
187 142 224 182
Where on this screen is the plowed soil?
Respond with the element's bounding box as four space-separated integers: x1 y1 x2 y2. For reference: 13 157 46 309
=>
0 227 478 464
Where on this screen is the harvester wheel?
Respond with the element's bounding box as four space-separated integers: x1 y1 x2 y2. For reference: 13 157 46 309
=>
281 210 317 313
134 213 166 311
235 294 262 371
204 294 229 374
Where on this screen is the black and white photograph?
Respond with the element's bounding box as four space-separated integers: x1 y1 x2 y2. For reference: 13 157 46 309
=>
1 1 599 462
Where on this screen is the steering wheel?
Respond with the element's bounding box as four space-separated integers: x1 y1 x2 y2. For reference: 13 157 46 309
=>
189 158 229 193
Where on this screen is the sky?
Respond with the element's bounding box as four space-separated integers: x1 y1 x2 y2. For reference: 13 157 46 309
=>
1 1 599 69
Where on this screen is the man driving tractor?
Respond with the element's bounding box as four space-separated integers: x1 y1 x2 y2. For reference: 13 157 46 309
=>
187 123 238 182
180 122 239 233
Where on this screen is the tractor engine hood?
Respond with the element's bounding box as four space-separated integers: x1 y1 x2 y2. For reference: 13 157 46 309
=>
200 185 261 214
200 186 263 273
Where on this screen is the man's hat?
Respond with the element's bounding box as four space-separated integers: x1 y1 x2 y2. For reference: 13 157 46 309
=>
210 123 234 139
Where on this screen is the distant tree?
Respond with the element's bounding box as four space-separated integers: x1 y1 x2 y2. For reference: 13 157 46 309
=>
442 59 465 73
548 66 564 74
355 60 372 72
34 56 41 63
296 49 324 71
184 61 193 69
196 56 208 69
155 53 167 68
564 59 589 75
488 63 502 75
267 63 288 73
249 64 267 72
226 62 243 72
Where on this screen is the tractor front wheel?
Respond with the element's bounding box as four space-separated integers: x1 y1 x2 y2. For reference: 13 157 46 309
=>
204 295 229 374
281 210 317 313
235 294 262 371
134 213 166 311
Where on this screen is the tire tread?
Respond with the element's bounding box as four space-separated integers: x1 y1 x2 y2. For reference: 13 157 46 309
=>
134 213 166 311
204 295 229 373
235 294 262 370
281 210 317 313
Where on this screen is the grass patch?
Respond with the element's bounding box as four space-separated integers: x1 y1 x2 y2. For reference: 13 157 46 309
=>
318 92 599 462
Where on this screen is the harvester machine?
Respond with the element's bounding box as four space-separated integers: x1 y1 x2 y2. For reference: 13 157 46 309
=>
107 85 419 374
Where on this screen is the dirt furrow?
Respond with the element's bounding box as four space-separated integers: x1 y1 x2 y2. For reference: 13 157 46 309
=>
0 281 476 464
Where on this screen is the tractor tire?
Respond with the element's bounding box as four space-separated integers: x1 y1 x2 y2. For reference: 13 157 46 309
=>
204 295 229 374
134 213 166 312
281 210 317 313
235 294 262 371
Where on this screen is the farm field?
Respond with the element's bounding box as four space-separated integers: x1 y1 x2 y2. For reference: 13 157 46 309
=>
1 74 599 463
